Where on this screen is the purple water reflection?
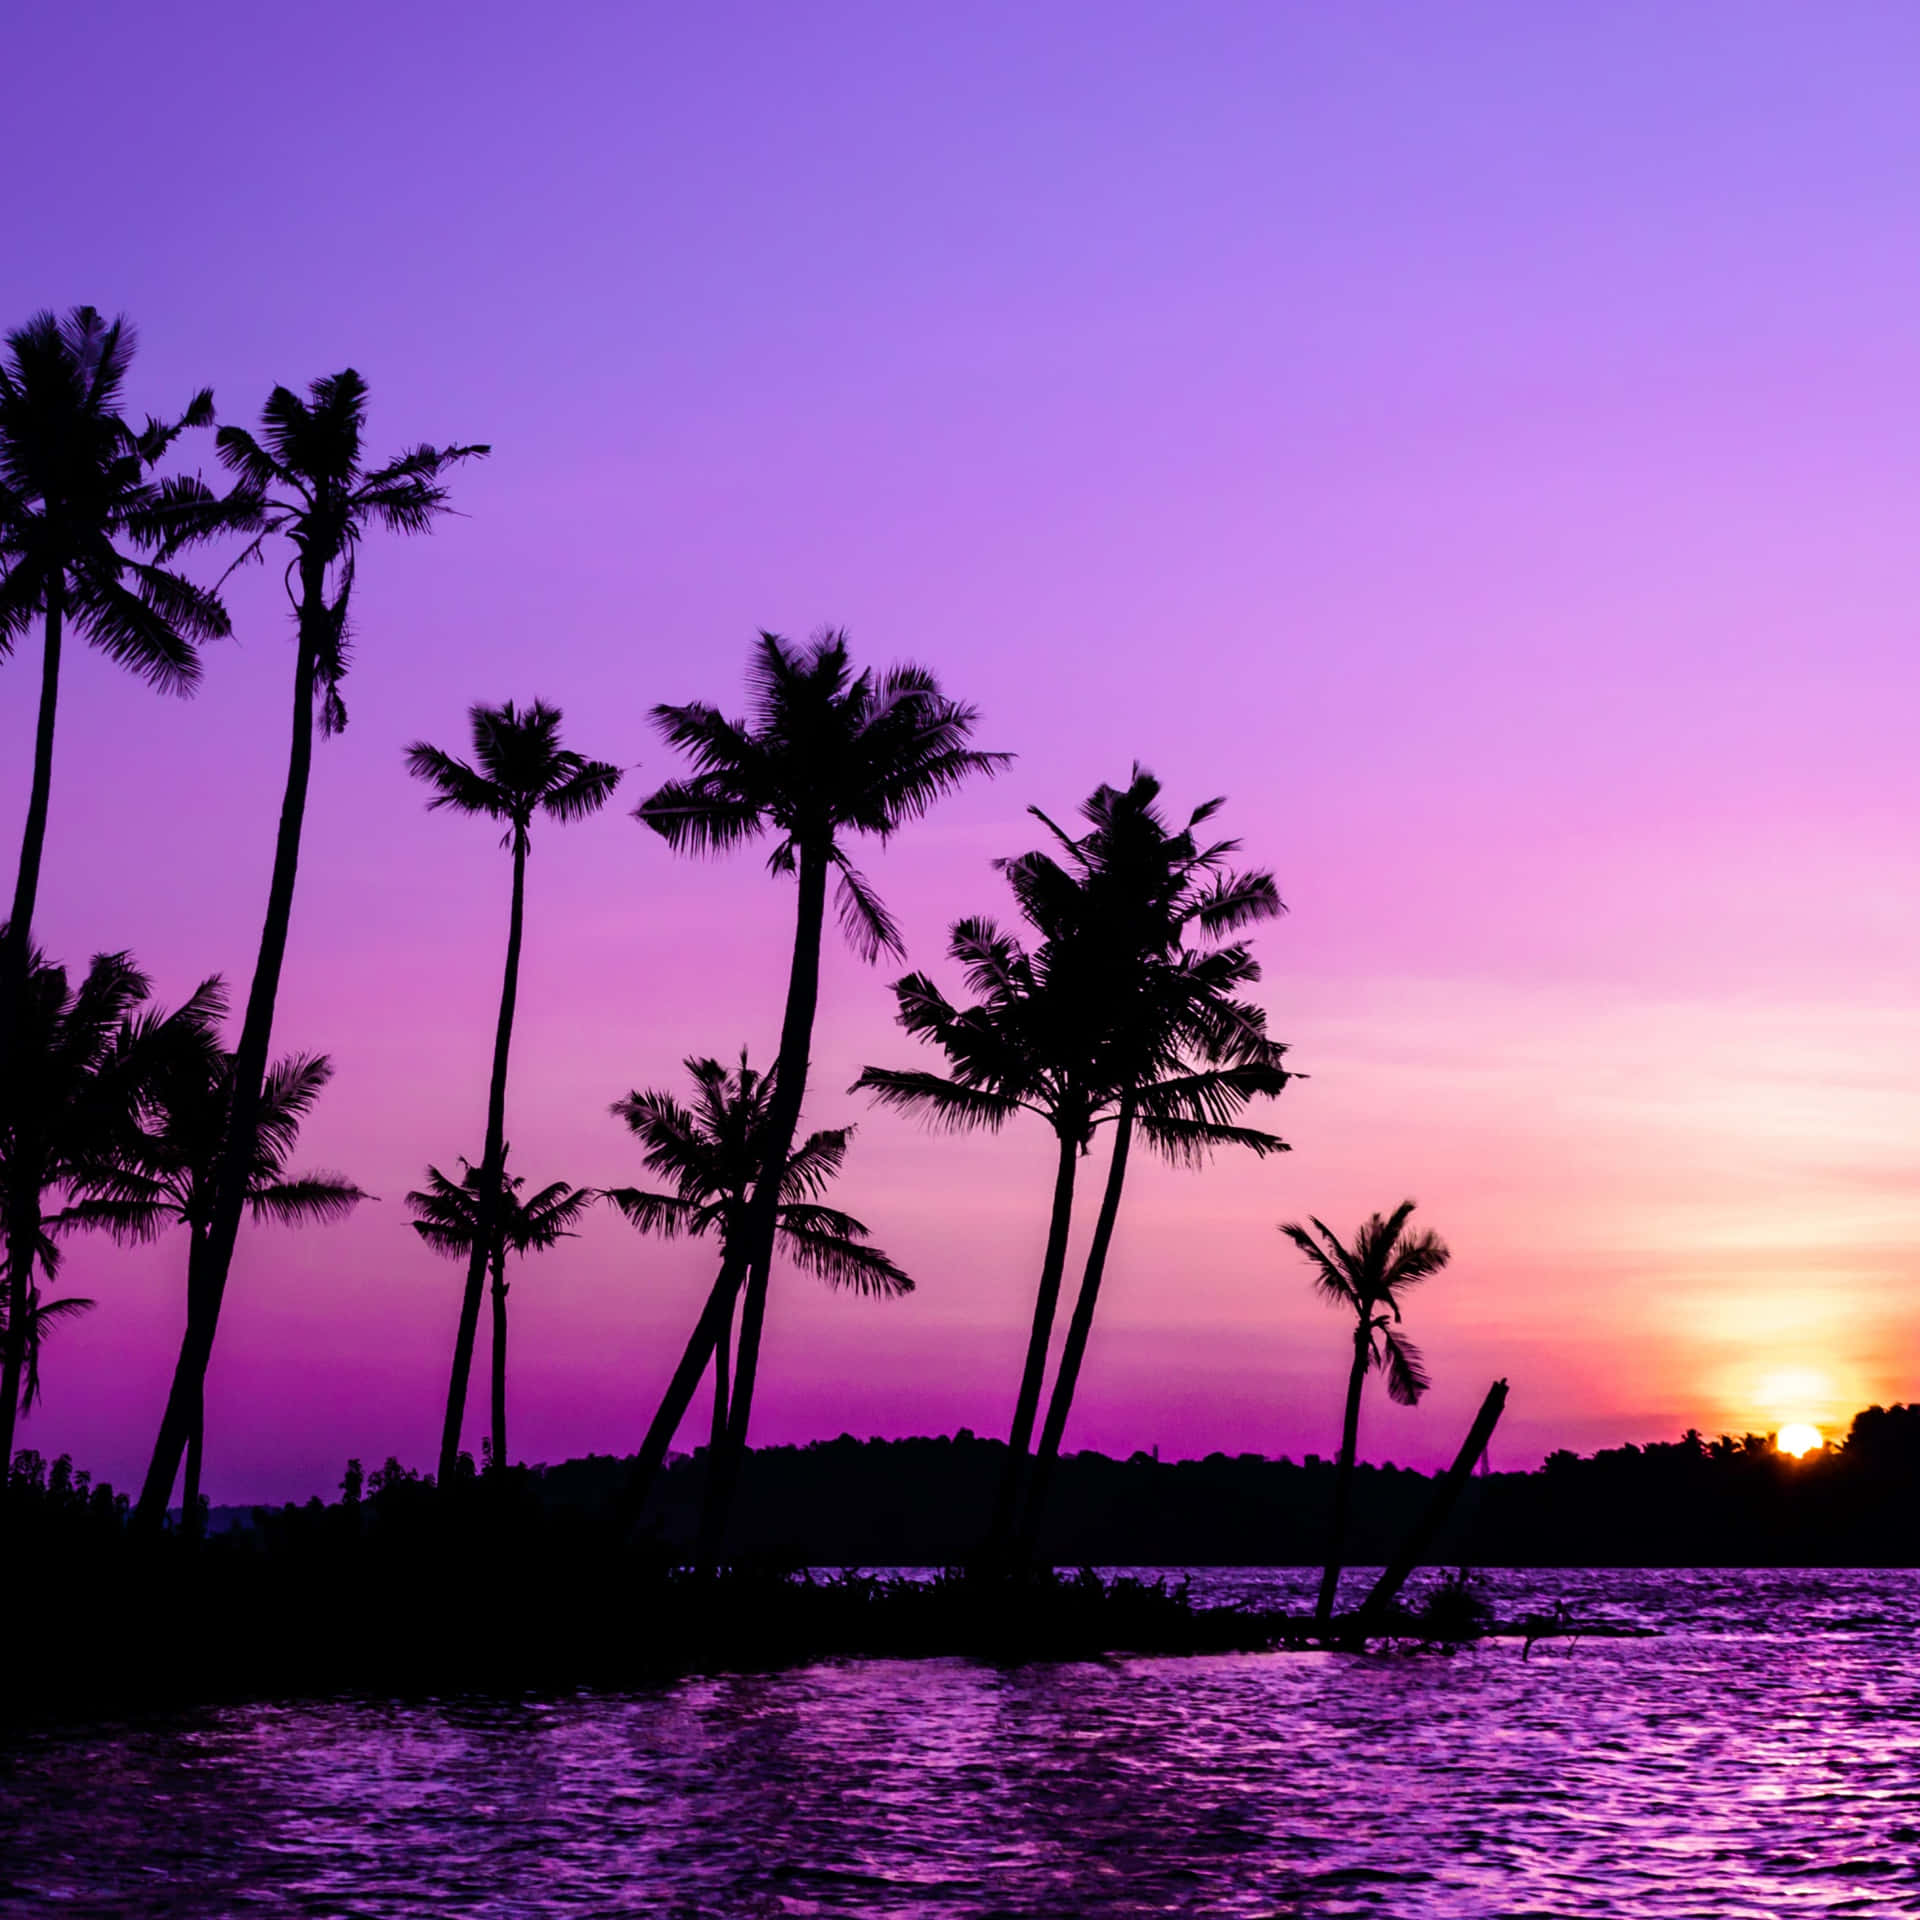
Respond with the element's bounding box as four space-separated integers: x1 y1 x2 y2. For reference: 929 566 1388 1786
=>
5 1569 1918 1916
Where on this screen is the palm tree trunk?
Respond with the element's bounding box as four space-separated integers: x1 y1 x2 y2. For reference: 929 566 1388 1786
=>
983 1128 1080 1563
0 592 64 1068
1016 1094 1136 1566
438 833 527 1485
489 1243 508 1474
615 1248 749 1532
136 565 322 1529
709 1282 734 1454
182 1379 206 1539
1316 1326 1373 1624
698 844 831 1563
0 1217 37 1476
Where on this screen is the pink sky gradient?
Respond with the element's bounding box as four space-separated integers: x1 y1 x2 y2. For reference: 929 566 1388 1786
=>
6 3 1920 1501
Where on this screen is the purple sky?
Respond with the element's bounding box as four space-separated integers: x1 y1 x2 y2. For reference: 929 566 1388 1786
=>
7 3 1920 1501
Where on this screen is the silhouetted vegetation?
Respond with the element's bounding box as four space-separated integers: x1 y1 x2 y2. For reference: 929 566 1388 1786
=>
14 1410 1917 1715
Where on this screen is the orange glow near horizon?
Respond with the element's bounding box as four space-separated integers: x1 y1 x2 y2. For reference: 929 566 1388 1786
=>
1776 1423 1824 1458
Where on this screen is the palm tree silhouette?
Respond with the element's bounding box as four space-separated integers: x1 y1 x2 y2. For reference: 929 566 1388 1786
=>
628 631 1004 1553
406 1154 594 1475
1010 772 1292 1562
405 699 621 1484
8 1285 96 1421
607 1051 911 1457
1280 1201 1448 1623
86 1003 366 1530
0 308 231 1065
854 914 1116 1560
135 373 483 1527
0 943 218 1472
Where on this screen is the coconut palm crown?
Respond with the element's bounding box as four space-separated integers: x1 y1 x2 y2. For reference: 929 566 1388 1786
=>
636 628 1011 962
215 370 487 735
404 698 623 855
607 1050 912 1300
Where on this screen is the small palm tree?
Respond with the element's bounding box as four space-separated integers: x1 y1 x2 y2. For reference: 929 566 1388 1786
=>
0 308 232 1060
407 1154 594 1475
627 631 1002 1550
81 1005 366 1527
0 943 218 1471
136 373 484 1527
405 699 620 1484
1281 1201 1449 1624
607 1051 911 1457
6 1285 96 1420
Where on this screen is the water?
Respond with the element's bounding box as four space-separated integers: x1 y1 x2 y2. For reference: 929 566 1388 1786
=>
5 1569 1919 1917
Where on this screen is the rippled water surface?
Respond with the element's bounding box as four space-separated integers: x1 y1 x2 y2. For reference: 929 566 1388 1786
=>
7 1569 1920 1917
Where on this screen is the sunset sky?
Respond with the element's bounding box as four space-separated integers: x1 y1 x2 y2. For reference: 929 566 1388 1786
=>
7 3 1920 1502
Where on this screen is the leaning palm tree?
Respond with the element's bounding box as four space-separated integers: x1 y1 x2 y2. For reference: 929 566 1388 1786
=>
135 373 484 1527
1280 1201 1448 1624
607 1051 912 1461
854 914 1115 1560
407 1155 594 1475
1011 772 1293 1562
405 699 621 1484
0 942 219 1471
81 1010 366 1528
625 631 1004 1548
0 307 232 1063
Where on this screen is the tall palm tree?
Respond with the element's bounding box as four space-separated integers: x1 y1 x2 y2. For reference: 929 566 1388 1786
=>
0 307 232 1065
82 1010 366 1527
407 1154 594 1475
854 914 1113 1559
0 943 219 1471
405 699 621 1483
1011 772 1293 1562
607 1051 912 1459
625 631 1004 1549
135 373 484 1527
1281 1201 1448 1623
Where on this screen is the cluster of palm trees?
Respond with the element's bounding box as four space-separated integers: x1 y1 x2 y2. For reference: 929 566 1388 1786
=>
1 302 1456 1585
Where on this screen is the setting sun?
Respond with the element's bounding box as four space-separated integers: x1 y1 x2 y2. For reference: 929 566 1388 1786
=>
1777 1423 1824 1458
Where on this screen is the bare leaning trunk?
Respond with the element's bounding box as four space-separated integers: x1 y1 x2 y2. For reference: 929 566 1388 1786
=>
615 1250 749 1533
983 1129 1081 1564
439 834 526 1485
696 846 831 1565
489 1240 509 1475
0 593 65 1074
709 1283 734 1454
1316 1325 1373 1625
1352 1379 1509 1641
1016 1094 1136 1566
137 560 322 1529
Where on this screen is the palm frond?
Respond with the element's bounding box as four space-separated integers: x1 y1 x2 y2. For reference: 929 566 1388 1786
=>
1379 1328 1431 1407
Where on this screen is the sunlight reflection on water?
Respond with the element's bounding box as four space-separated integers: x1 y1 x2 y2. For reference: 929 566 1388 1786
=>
5 1569 1920 1917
